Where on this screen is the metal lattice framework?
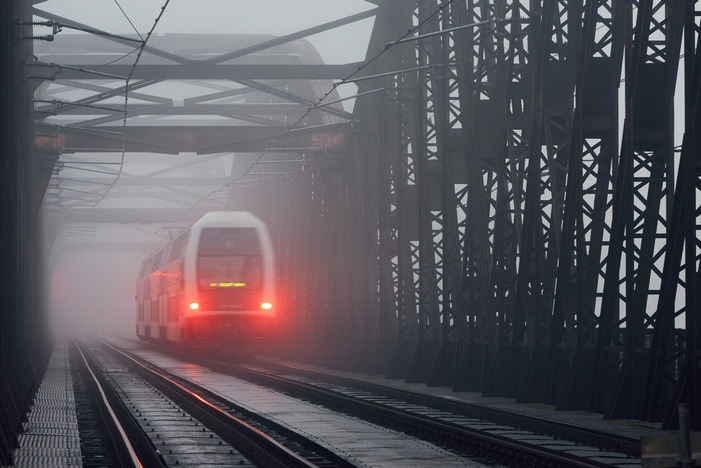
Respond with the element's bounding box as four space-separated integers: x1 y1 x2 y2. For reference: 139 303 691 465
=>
338 0 700 430
27 0 701 430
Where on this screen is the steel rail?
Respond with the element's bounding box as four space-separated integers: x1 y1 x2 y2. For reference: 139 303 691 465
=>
99 341 338 468
74 341 166 468
261 360 642 457
203 359 624 468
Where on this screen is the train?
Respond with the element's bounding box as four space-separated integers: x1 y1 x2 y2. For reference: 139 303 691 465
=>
136 211 276 348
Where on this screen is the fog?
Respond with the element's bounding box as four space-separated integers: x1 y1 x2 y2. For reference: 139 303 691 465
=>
36 0 374 91
50 249 144 338
38 1 374 340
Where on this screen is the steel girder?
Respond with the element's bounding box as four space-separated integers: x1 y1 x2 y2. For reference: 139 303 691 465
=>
547 1 624 412
34 122 350 155
345 0 700 428
2 1 54 464
352 0 423 376
592 0 683 422
21 0 701 430
30 6 360 229
643 0 701 430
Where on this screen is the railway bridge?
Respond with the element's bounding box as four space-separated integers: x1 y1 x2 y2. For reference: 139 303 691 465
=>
2 0 701 463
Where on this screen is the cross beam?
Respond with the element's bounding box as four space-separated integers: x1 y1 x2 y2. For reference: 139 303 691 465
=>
34 122 349 155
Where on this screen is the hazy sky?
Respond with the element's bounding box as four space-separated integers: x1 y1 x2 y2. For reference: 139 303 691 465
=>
35 0 375 64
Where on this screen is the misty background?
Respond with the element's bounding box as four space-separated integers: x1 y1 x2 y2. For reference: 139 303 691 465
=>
42 0 374 338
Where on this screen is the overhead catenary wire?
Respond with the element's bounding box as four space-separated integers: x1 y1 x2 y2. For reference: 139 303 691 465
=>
46 1 481 212
91 0 172 208
191 0 463 211
113 0 145 42
95 45 144 68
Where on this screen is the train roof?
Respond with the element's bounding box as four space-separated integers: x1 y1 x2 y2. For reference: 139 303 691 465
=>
139 212 266 265
191 211 264 229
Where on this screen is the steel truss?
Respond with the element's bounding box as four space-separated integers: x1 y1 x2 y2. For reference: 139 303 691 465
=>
28 0 701 430
30 5 358 220
31 1 375 382
338 0 701 429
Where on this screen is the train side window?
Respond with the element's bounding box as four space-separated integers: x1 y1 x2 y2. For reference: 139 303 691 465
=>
167 233 188 264
151 249 164 272
140 258 153 277
161 244 174 267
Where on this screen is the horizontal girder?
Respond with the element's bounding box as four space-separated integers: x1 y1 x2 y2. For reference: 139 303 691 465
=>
40 63 364 81
35 122 349 155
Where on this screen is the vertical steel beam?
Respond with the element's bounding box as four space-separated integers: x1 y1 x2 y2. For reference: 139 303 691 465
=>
548 1 625 412
349 1 410 374
594 0 683 420
484 0 556 399
381 0 444 384
643 1 701 429
452 0 505 393
676 0 701 430
2 1 54 464
424 0 468 387
413 1 444 353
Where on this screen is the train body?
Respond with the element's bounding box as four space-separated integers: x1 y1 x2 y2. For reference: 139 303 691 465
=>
136 211 276 347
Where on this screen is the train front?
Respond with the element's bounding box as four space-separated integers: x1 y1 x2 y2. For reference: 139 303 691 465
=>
182 213 276 349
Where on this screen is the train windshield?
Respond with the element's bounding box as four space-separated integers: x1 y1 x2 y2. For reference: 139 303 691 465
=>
197 228 263 289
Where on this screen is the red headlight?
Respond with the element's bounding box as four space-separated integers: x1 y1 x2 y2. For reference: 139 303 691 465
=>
261 302 272 310
189 302 200 310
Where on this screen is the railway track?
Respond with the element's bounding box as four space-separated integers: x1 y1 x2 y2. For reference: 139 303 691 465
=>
75 340 358 467
250 358 643 456
190 354 643 468
100 338 646 467
71 342 162 467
